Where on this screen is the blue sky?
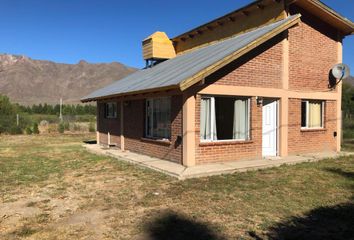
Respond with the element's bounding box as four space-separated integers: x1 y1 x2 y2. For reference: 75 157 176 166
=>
0 0 353 69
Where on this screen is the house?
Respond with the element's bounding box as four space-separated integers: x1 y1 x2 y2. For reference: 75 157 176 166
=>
82 0 354 167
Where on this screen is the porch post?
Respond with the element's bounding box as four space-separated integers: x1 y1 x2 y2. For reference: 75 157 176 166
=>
182 93 196 167
280 97 288 156
120 100 125 151
280 32 289 157
96 101 100 145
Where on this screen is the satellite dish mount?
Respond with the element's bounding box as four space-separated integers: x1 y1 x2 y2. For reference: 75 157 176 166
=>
329 63 350 88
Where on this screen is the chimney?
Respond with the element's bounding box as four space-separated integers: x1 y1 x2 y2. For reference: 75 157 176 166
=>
142 32 176 67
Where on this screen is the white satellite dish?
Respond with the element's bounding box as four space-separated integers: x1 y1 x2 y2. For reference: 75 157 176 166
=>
331 63 350 80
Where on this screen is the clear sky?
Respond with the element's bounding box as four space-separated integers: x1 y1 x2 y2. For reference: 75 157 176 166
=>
0 0 353 70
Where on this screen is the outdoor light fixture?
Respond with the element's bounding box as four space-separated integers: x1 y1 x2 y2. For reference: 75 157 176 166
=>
256 96 263 106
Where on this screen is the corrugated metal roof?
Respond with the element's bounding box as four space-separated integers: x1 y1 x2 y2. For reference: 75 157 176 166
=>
82 15 299 102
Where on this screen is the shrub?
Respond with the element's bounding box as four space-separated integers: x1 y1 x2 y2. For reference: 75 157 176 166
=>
25 127 33 135
9 126 23 135
63 122 70 131
89 122 96 132
58 122 65 134
33 123 40 134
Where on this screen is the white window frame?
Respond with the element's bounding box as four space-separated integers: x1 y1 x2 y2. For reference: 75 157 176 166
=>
105 102 117 119
301 100 325 129
200 95 251 143
145 97 171 140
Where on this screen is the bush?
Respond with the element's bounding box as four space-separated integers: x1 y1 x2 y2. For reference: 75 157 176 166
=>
89 122 96 132
25 127 33 135
9 126 23 135
58 122 65 134
63 122 70 131
33 123 39 134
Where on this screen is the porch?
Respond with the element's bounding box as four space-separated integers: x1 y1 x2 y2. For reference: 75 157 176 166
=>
83 144 352 180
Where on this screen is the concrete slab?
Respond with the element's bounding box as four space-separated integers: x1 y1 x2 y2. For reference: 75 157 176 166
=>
82 144 352 180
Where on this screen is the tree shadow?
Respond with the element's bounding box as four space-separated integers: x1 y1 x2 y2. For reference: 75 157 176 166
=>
254 167 354 240
264 203 354 240
142 210 226 240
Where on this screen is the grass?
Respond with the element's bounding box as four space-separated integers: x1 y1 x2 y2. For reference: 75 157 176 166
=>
0 133 353 239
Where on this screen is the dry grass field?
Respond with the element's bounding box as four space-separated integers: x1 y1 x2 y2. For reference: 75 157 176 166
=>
0 134 353 239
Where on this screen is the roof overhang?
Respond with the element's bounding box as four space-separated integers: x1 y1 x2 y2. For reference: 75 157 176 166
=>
292 0 354 35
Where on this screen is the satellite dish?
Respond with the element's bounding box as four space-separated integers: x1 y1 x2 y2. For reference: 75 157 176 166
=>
331 63 350 80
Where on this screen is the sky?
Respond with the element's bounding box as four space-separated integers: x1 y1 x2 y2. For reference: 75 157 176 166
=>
0 0 353 70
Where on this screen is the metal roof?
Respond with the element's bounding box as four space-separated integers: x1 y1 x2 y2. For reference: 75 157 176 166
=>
82 15 299 102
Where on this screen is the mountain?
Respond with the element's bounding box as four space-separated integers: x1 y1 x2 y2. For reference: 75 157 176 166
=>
0 54 136 105
344 76 354 87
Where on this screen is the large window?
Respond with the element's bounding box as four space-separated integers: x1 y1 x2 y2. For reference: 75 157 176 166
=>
301 100 324 129
200 96 250 141
104 102 117 119
145 97 171 140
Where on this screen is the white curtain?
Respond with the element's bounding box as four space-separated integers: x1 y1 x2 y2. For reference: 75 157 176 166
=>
233 99 248 140
200 97 217 140
200 98 211 140
308 102 322 128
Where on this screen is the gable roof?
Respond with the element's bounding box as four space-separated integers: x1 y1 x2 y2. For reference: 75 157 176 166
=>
81 15 300 102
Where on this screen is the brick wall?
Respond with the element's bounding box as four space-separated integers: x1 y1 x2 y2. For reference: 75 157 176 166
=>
288 99 337 154
288 6 338 91
205 34 284 89
97 101 121 147
195 95 263 164
98 95 183 164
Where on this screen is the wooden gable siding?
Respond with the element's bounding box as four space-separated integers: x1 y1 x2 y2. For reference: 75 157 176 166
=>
173 0 286 54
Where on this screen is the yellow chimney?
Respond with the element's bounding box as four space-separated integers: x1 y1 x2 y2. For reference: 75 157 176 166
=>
142 31 176 60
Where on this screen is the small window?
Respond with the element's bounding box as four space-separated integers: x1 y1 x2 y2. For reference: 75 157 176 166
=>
145 97 171 140
200 96 250 141
301 100 324 128
104 102 117 118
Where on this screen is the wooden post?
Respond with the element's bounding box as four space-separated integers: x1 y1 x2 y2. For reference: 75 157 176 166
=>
120 101 125 151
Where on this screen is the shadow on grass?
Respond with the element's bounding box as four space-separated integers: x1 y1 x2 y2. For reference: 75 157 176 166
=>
250 167 354 240
263 203 354 240
142 210 226 240
83 140 97 144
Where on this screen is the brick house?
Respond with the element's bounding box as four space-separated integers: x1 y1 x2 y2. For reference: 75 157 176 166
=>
82 0 354 167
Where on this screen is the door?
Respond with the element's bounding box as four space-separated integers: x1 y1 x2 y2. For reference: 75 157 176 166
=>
262 99 278 157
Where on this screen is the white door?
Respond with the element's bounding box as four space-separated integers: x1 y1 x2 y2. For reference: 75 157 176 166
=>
262 100 278 157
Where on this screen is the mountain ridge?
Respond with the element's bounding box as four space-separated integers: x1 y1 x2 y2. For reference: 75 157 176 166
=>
0 54 137 105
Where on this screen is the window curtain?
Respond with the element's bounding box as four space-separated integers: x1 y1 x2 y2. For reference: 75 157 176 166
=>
200 98 211 140
233 99 248 140
200 98 217 140
308 102 322 128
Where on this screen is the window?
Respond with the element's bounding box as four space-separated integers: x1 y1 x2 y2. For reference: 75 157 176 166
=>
104 102 117 118
301 100 324 128
200 96 250 141
145 97 171 139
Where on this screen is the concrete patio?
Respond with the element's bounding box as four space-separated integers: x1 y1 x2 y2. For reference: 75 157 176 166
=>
83 144 353 180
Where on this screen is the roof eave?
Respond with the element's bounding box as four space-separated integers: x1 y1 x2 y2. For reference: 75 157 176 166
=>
178 14 302 91
293 0 354 35
81 84 180 103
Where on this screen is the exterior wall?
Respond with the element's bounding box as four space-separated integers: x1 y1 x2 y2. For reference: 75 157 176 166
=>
97 95 183 164
195 95 262 164
288 5 339 91
207 34 284 89
288 99 337 154
97 101 121 147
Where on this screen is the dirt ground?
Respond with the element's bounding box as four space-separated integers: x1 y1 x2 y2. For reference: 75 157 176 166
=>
0 134 353 240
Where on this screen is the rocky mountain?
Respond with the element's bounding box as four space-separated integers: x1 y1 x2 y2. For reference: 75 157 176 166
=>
0 54 136 105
